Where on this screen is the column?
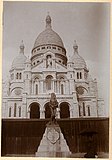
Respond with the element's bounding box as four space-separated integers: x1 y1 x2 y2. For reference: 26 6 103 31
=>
54 79 57 93
40 109 45 119
52 80 55 92
41 80 44 94
56 108 60 118
43 81 45 93
4 101 8 118
40 81 43 94
59 81 60 94
22 93 27 118
32 81 34 94
70 106 73 118
55 80 57 93
27 110 30 118
57 80 59 94
72 91 79 118
67 80 70 94
40 106 45 119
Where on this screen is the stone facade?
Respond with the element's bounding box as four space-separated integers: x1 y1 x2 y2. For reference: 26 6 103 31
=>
2 15 104 119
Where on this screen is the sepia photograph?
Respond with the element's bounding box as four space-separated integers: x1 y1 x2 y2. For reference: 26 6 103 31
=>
1 1 110 158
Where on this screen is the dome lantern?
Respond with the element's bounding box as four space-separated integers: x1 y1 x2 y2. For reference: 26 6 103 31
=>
11 41 27 69
19 40 24 54
71 41 87 69
73 40 78 53
46 13 52 29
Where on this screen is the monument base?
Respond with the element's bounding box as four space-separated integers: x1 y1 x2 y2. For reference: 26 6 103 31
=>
35 122 71 157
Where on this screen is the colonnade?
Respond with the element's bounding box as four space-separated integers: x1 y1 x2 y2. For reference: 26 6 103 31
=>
31 79 73 95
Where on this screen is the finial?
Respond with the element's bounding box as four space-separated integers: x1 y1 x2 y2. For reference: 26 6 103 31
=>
20 40 24 54
73 40 78 53
46 13 52 29
74 40 77 46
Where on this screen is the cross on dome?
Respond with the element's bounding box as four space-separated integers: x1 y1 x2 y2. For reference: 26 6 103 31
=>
46 13 52 28
20 40 24 54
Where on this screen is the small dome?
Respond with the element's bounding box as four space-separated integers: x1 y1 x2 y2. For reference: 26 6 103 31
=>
12 54 27 69
71 41 87 68
25 56 31 64
72 53 87 68
32 14 64 50
11 41 27 69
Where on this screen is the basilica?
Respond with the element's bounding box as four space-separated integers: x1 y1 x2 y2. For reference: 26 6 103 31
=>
2 14 104 119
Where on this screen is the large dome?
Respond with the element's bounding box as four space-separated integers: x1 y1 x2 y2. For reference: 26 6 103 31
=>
33 28 64 49
11 42 27 69
32 15 64 50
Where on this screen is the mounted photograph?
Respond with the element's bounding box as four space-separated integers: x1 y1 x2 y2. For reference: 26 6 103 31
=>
1 1 110 158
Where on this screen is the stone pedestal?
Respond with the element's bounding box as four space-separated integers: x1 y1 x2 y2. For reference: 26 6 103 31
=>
35 122 71 157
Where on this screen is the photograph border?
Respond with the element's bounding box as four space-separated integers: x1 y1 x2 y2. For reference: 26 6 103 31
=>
0 0 111 160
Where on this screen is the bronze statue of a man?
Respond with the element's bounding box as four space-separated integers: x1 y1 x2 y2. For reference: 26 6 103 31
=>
49 93 58 123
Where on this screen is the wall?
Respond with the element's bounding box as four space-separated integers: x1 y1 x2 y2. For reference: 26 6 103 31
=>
1 117 109 156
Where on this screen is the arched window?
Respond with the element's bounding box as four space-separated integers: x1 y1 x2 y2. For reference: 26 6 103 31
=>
46 75 53 90
37 48 40 51
61 84 64 94
19 107 21 117
36 84 38 95
9 107 11 117
60 77 64 80
34 77 39 82
77 72 79 79
30 102 40 119
79 105 81 117
83 102 86 116
14 103 16 117
80 72 82 79
16 73 19 79
44 102 51 118
88 106 90 116
60 102 70 118
19 73 22 79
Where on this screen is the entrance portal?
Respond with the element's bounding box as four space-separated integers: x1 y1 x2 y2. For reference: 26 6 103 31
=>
44 102 51 118
60 102 70 118
30 102 40 119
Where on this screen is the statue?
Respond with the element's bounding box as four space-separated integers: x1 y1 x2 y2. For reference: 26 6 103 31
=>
49 93 58 124
47 56 52 68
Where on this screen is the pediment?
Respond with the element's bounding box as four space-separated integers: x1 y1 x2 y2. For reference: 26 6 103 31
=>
56 62 67 72
32 62 44 72
31 61 67 72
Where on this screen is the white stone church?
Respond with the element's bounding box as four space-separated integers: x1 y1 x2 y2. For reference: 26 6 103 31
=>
2 14 104 119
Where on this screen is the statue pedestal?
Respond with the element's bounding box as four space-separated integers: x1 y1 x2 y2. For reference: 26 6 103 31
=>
35 122 71 157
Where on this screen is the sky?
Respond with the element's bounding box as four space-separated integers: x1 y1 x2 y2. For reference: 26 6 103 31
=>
2 2 110 116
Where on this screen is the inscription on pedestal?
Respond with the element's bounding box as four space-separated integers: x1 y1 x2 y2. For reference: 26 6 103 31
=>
47 127 59 144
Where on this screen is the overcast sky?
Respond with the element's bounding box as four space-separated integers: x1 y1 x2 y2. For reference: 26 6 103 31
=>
2 2 110 116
